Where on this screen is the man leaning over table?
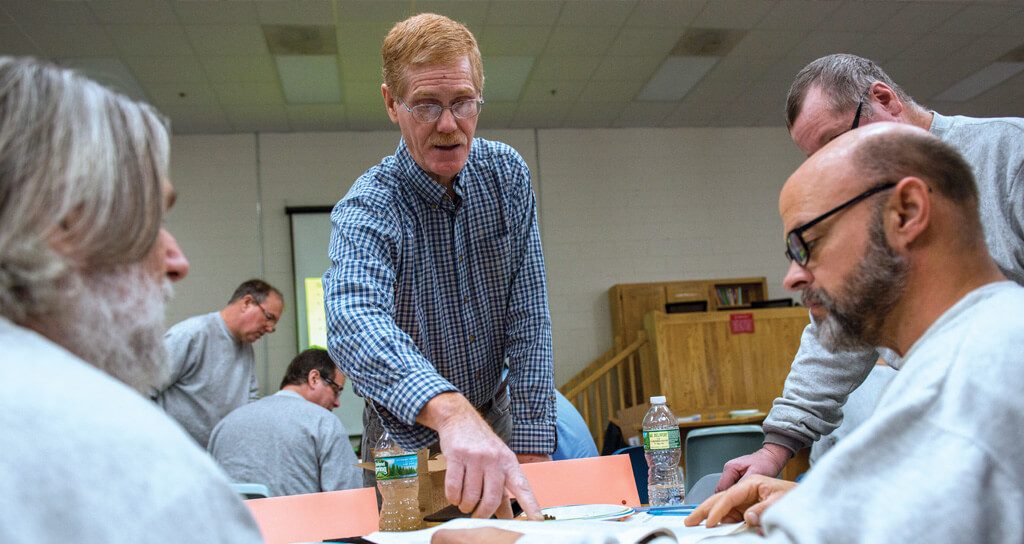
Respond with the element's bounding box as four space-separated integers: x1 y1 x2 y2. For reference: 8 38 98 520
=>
718 53 1024 491
431 124 1024 544
0 56 261 543
322 13 556 521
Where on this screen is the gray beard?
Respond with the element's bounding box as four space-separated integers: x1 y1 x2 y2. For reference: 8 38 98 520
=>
805 210 909 353
54 264 172 394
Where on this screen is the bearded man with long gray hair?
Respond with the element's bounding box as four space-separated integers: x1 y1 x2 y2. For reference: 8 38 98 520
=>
0 57 261 543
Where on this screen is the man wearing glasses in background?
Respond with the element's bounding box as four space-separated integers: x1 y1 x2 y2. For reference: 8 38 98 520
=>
323 13 554 520
718 53 1024 491
154 278 284 448
208 349 362 497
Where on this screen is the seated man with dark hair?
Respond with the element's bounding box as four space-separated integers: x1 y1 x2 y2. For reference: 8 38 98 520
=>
208 349 363 497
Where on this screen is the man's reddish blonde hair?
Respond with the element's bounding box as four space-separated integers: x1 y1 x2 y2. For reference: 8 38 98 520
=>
381 13 484 100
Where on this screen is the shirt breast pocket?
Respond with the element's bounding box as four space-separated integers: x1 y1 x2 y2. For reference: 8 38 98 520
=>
477 233 512 286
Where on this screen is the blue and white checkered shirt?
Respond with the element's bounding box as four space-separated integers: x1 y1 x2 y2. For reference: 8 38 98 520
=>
324 138 556 454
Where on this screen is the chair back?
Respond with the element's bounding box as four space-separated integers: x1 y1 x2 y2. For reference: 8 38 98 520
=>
685 472 721 505
245 487 379 544
519 455 641 508
684 425 764 493
611 445 648 504
229 482 270 499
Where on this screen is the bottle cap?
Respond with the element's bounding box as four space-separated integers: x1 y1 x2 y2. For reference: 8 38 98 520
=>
650 395 666 404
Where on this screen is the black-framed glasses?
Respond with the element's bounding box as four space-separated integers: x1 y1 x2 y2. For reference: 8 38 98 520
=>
785 182 897 266
398 98 484 123
321 374 344 398
253 299 278 324
850 97 864 131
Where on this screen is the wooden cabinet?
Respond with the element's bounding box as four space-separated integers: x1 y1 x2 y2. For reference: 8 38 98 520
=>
609 277 770 348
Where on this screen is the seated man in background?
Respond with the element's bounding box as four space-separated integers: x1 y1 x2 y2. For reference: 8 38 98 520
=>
0 56 261 542
434 123 1024 544
154 278 283 447
208 349 363 496
552 390 598 461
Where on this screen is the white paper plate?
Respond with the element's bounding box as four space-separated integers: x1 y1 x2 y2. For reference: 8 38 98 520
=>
540 504 635 521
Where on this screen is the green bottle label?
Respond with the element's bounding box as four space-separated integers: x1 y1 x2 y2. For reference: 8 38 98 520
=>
643 428 681 451
375 453 418 481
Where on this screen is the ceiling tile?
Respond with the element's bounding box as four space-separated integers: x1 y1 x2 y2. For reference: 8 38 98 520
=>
333 1 411 24
592 56 663 83
530 55 602 80
662 99 727 127
213 81 284 105
565 100 626 127
577 78 645 102
286 104 347 131
558 0 637 27
345 106 391 130
336 22 391 61
875 2 963 34
224 103 290 132
756 0 842 30
255 0 334 25
124 55 207 83
107 24 195 56
417 1 490 29
21 24 118 57
729 29 807 59
485 0 563 26
0 25 42 56
160 104 232 134
693 0 774 29
511 101 569 128
87 0 178 24
142 81 219 108
544 26 619 56
200 55 278 83
521 79 587 102
2 0 96 24
854 32 931 65
609 27 682 57
58 57 148 100
955 34 1024 64
624 0 705 28
0 9 12 24
932 3 1022 34
172 1 261 24
683 56 771 103
342 79 384 107
988 11 1024 36
185 24 269 56
482 56 535 101
276 55 341 104
816 1 893 33
613 101 678 128
477 25 553 56
896 33 981 60
788 31 866 60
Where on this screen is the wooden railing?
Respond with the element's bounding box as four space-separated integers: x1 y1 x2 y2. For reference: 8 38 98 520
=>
560 333 648 449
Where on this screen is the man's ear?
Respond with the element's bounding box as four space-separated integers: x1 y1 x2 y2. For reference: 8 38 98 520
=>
382 84 400 124
306 368 320 387
870 82 903 118
886 177 930 250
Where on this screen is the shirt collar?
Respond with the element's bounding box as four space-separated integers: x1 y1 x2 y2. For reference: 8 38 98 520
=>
395 139 466 212
274 389 303 400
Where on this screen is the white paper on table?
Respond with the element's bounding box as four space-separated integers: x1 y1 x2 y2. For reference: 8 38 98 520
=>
363 517 745 544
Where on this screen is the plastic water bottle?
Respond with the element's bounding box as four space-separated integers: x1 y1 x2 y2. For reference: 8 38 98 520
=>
643 396 685 506
374 431 421 531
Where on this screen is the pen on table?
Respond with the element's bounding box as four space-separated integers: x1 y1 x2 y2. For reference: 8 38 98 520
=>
636 505 699 515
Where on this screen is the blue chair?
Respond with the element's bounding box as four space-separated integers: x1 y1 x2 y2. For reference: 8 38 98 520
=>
612 445 648 505
684 425 764 494
230 482 271 499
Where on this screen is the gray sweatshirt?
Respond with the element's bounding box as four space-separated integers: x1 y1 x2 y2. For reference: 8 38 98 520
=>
764 112 1024 452
155 312 259 448
208 390 364 497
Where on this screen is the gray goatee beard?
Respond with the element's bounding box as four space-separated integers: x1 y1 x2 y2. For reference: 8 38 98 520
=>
805 207 909 353
54 264 172 394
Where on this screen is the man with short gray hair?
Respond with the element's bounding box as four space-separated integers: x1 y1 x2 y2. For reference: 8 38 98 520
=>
0 56 261 542
718 53 1024 490
155 278 285 447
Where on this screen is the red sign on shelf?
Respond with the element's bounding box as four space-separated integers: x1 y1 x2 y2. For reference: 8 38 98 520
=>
730 313 755 334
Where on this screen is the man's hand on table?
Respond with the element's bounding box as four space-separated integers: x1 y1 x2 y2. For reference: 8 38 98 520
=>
685 474 797 529
432 527 523 544
419 392 543 521
715 443 793 492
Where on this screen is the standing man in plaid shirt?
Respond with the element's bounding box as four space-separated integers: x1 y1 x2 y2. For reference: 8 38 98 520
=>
323 13 555 521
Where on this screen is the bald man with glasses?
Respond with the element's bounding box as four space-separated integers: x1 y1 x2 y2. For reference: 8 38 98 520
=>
718 53 1024 491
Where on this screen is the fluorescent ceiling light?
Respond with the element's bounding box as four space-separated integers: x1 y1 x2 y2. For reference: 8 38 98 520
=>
934 62 1024 102
58 58 147 102
275 55 341 104
636 56 719 102
481 56 535 102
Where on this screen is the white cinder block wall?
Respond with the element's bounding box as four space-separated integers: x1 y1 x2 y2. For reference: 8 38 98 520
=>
166 127 804 393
